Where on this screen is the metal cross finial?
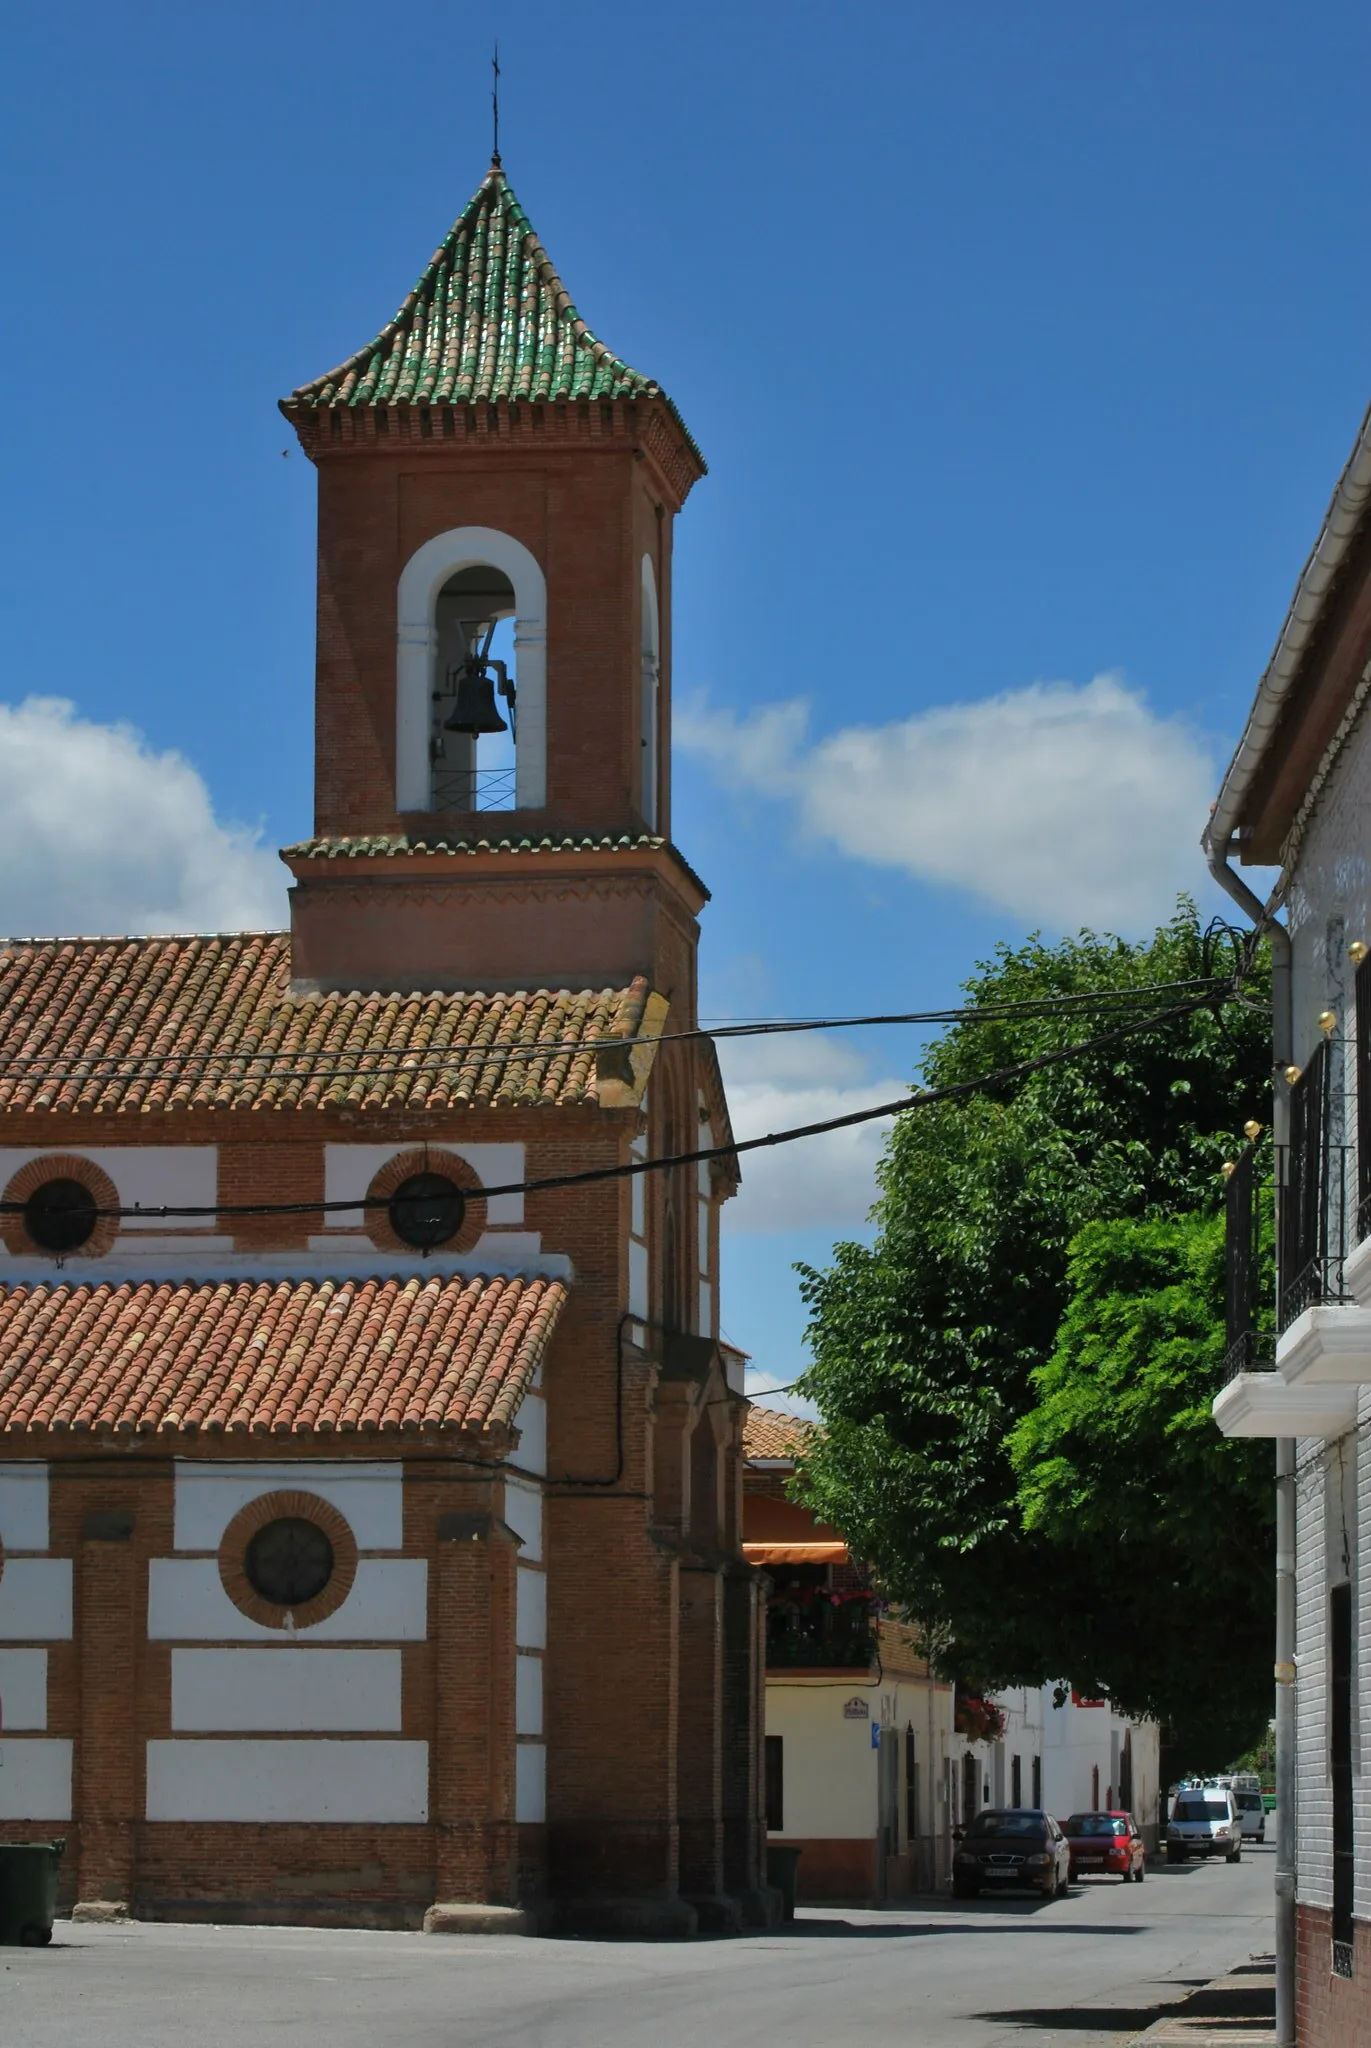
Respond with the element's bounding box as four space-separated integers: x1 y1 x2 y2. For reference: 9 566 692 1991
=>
491 43 501 167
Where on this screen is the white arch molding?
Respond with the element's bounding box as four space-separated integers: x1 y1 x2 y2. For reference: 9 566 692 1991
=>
640 554 660 831
396 527 548 814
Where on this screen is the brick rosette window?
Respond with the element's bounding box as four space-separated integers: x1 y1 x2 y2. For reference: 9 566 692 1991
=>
363 1148 487 1255
0 1154 120 1259
218 1490 359 1631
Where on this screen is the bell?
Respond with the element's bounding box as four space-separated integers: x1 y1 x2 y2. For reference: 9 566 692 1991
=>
444 661 509 736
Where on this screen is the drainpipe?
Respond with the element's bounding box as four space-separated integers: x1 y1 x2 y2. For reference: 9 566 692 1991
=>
1206 832 1295 2048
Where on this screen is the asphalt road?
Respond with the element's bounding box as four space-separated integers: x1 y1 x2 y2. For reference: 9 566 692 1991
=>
1 1844 1275 2048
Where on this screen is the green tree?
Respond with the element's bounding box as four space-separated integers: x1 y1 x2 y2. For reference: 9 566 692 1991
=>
794 904 1273 1767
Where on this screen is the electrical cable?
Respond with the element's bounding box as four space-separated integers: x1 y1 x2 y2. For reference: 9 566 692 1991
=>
0 980 1238 1226
0 975 1235 1088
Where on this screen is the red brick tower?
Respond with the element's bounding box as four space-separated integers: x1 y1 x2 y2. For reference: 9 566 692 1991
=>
280 161 707 1004
276 162 765 1933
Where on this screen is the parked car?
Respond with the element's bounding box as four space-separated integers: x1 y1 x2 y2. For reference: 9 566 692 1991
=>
1062 1811 1146 1882
952 1809 1072 1899
1166 1787 1242 1862
1235 1790 1266 1842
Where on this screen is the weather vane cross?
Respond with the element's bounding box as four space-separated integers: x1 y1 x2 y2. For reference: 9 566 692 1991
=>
491 43 501 166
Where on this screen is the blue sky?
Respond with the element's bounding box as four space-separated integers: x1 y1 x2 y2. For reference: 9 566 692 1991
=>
2 1 1368 1394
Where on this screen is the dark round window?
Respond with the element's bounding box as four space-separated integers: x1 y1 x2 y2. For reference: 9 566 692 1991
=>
243 1517 334 1608
388 1172 465 1249
24 1178 98 1253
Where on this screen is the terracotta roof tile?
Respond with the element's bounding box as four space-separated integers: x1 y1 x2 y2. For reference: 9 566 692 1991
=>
0 933 651 1116
743 1404 817 1462
0 1273 565 1440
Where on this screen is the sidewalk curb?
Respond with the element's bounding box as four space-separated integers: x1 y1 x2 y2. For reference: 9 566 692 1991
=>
1140 1954 1275 2047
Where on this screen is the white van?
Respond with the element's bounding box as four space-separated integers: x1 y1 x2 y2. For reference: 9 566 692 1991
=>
1234 1789 1266 1842
1166 1787 1242 1863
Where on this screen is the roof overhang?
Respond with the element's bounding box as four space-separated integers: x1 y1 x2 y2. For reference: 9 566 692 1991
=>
1207 399 1371 865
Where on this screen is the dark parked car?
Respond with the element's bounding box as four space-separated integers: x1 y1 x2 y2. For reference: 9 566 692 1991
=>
952 1808 1072 1898
1062 1811 1146 1882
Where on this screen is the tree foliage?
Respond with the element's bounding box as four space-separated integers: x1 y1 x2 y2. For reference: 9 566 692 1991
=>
794 905 1273 1767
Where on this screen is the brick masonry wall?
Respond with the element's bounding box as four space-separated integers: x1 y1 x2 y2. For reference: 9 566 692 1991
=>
1296 1905 1371 2047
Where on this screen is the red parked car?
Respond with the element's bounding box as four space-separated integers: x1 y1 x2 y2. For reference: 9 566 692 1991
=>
1062 1811 1146 1882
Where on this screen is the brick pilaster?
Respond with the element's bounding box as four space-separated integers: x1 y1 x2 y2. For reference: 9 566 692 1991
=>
76 1513 138 1907
676 1564 723 1899
432 1508 518 1903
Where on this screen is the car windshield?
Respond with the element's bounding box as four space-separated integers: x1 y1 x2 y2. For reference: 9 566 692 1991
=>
1064 1814 1125 1836
1174 1795 1228 1821
968 1811 1044 1839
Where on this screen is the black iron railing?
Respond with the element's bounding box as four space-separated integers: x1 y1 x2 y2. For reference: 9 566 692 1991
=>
765 1592 876 1670
1277 1039 1351 1331
1222 1142 1273 1382
430 766 518 813
1356 950 1371 1244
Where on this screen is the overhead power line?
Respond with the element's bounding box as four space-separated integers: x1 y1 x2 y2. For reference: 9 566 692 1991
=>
0 975 1234 1089
0 981 1237 1227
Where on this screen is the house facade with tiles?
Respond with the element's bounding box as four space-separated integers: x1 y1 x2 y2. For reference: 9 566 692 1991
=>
1210 398 1371 2043
741 1406 956 1902
0 160 769 1938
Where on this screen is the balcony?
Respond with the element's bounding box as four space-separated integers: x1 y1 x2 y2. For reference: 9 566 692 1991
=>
1214 1035 1369 1440
765 1588 877 1671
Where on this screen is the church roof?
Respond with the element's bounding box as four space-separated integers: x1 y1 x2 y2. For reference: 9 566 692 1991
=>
0 1271 564 1441
284 163 684 423
0 933 651 1116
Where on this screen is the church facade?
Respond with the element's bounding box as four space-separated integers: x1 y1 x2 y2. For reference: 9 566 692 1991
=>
0 163 767 1937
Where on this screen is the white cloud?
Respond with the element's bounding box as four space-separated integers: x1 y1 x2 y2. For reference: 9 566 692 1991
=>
678 673 1215 932
0 697 287 937
718 1033 903 1236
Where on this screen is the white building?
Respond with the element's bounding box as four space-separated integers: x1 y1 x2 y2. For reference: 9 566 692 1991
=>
954 1685 1160 1845
1210 398 1371 2042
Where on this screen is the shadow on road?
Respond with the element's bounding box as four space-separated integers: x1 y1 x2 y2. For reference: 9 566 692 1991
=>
972 2002 1181 2033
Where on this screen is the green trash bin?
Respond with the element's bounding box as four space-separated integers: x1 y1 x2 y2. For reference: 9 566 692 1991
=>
766 1844 803 1922
0 1839 65 1946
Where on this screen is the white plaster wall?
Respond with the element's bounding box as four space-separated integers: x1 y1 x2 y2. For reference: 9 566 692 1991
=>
516 1654 543 1737
148 1558 427 1642
0 1649 47 1728
171 1649 403 1732
503 1477 543 1561
0 1737 71 1819
765 1684 878 1840
1295 1441 1332 1908
0 1560 72 1641
1284 703 1371 1053
516 1568 546 1651
1358 1382 1371 1922
173 1461 403 1552
515 1742 546 1824
516 1394 546 1476
628 1237 648 1320
145 1739 429 1823
0 1148 217 1236
323 1143 525 1227
0 1465 48 1549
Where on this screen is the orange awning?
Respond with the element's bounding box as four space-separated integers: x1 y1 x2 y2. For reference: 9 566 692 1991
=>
743 1541 849 1566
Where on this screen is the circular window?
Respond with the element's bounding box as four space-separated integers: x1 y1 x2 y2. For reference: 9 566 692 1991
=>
243 1517 334 1608
388 1172 466 1250
24 1178 99 1253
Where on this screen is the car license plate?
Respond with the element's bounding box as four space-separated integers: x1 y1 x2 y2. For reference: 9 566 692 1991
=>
1078 1857 1102 1866
982 1868 1019 1878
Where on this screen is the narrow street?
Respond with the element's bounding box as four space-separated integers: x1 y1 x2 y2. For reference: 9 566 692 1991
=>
3 1848 1274 2048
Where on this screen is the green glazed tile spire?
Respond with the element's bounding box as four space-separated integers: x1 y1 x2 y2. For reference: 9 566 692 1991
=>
286 164 679 420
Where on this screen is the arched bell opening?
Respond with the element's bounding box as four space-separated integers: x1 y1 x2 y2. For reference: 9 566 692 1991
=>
430 564 518 813
396 525 548 817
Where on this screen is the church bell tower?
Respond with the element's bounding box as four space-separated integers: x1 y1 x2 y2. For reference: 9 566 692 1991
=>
280 162 708 998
